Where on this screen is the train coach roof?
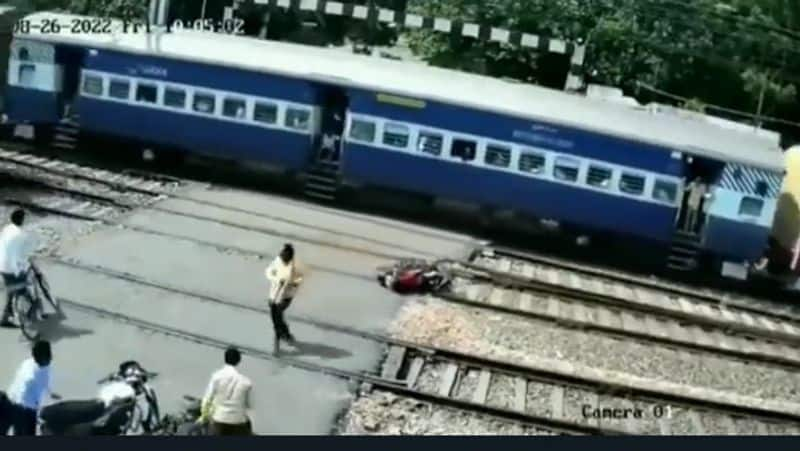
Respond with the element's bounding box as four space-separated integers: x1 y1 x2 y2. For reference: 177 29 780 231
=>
18 12 785 173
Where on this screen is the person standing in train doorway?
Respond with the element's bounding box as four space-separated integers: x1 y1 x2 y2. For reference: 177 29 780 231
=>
265 244 305 355
685 177 707 233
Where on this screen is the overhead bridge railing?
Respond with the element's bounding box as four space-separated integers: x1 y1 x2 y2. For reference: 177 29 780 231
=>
227 0 587 92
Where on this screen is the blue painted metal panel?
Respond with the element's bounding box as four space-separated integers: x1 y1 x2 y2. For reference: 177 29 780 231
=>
703 216 769 261
76 97 314 169
347 89 686 176
84 49 317 104
342 142 676 243
4 86 60 123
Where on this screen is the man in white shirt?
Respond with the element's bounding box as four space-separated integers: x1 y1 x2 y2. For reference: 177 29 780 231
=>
265 243 304 354
0 209 35 327
201 347 253 435
3 340 55 435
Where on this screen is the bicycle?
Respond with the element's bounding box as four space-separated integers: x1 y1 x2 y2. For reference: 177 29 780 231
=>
10 259 61 341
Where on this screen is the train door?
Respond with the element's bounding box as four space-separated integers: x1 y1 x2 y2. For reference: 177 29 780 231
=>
303 86 349 200
314 86 348 165
57 46 85 117
676 156 714 235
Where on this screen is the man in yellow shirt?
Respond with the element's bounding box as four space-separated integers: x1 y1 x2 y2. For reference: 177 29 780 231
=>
265 244 304 355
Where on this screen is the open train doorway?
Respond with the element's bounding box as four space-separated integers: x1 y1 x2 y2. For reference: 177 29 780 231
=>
677 155 716 235
315 86 348 165
302 85 349 201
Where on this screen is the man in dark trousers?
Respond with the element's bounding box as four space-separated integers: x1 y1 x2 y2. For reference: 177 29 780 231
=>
265 244 305 355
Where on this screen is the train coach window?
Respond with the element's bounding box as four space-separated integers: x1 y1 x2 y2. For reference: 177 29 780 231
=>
350 119 376 142
518 152 546 174
417 132 443 156
109 79 130 100
652 179 678 204
223 97 247 119
253 102 278 124
382 123 409 148
553 156 579 182
18 64 35 87
135 83 157 104
82 75 103 96
164 88 186 109
193 92 216 114
619 173 645 195
485 145 511 168
450 138 476 161
587 165 612 188
739 196 764 217
285 107 311 131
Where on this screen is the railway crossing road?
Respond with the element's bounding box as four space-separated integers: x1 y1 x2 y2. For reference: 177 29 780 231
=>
0 184 478 434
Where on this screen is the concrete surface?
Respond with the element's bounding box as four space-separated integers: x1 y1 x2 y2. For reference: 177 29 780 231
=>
0 308 355 434
0 185 479 434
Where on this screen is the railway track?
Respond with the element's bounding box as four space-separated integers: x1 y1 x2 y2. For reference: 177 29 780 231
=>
41 256 800 435
53 287 800 435
6 145 800 433
56 294 613 435
477 246 800 323
440 265 800 371
0 147 424 261
12 163 800 372
435 253 800 364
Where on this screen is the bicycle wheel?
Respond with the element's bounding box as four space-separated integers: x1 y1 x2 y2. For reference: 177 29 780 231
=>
13 291 39 341
31 265 59 313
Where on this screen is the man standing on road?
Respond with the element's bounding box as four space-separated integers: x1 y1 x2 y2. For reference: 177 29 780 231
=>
265 244 304 355
3 340 58 435
0 208 36 328
201 347 253 435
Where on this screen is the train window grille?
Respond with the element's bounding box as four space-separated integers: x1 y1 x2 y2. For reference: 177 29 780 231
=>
619 173 645 195
518 152 546 174
350 119 376 142
383 123 410 148
109 79 130 100
222 97 247 119
587 165 612 188
417 132 443 156
739 196 764 217
82 75 103 96
164 88 186 109
253 102 278 124
136 84 158 104
652 180 678 204
285 108 310 131
193 92 216 114
450 138 476 161
553 157 579 182
18 64 35 87
485 145 511 168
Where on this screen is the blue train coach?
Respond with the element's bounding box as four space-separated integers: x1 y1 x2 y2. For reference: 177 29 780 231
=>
4 12 787 281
